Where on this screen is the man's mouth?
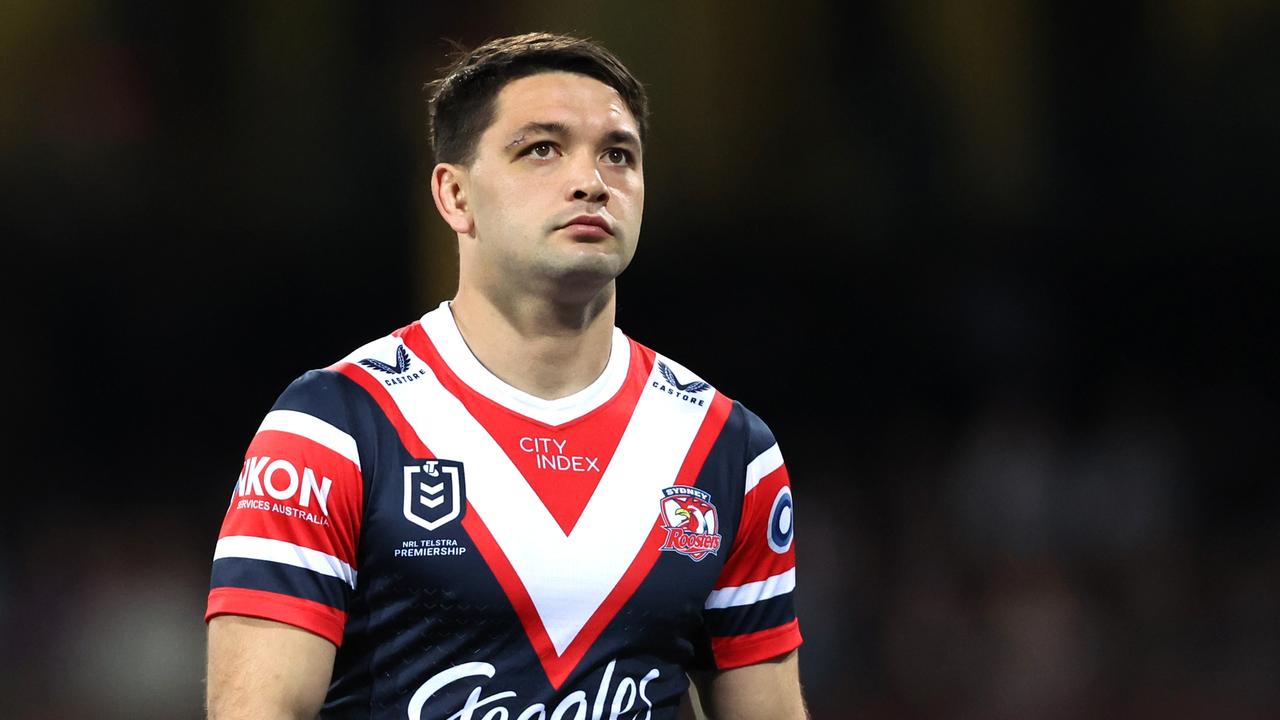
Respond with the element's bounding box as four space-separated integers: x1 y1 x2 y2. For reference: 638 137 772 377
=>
559 214 614 237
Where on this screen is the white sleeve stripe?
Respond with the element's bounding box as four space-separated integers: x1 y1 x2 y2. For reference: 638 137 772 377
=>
744 443 784 495
704 567 796 609
258 410 361 470
214 535 357 589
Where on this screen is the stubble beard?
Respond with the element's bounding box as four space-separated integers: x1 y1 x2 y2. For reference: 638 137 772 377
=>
525 236 631 304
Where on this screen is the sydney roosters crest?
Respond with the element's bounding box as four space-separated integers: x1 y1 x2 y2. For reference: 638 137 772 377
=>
659 486 722 561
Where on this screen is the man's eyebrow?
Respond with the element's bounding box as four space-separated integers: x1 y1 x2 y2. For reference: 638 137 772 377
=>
506 121 570 147
505 122 642 150
603 129 641 149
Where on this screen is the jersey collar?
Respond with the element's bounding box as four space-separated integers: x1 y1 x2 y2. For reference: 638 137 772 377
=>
419 302 631 426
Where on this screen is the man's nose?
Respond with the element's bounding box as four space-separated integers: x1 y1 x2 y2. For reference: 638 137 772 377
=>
568 155 609 204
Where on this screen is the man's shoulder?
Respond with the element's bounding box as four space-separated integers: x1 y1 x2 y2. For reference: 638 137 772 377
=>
273 320 421 409
626 335 774 449
627 335 723 403
333 325 417 376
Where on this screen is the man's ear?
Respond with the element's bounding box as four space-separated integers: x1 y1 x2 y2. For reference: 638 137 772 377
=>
431 163 473 235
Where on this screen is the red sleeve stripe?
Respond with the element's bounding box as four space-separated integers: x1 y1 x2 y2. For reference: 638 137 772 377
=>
218 503 356 565
214 536 357 589
206 587 347 647
705 567 796 609
709 618 803 670
744 442 783 494
257 410 361 469
712 542 795 590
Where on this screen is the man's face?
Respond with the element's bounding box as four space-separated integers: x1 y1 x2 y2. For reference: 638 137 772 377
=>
459 71 644 299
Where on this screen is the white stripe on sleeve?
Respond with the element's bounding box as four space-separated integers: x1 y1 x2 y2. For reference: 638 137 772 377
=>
214 535 357 589
704 567 796 610
744 442 784 494
258 410 361 470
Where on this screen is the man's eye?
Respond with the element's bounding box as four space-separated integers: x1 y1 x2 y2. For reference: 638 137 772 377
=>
604 148 632 165
528 142 555 158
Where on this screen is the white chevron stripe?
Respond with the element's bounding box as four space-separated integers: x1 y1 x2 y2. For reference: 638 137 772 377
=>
214 535 357 589
704 567 795 610
745 443 783 494
258 410 361 470
361 330 714 656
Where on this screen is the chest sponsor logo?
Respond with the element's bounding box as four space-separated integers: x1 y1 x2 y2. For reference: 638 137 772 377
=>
518 436 601 473
658 486 722 561
407 659 658 720
650 361 709 406
360 345 426 385
403 459 466 532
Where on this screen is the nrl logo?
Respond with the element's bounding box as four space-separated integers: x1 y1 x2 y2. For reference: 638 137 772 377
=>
403 459 466 531
658 486 722 561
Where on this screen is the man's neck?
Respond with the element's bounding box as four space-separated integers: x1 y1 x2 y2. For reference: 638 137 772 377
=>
448 284 618 401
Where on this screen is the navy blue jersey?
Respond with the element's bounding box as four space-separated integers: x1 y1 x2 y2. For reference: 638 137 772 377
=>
209 304 801 719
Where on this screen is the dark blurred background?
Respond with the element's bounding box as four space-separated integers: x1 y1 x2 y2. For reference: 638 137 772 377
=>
3 1 1278 718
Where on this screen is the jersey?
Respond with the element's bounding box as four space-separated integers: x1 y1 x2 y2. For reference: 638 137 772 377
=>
207 303 801 719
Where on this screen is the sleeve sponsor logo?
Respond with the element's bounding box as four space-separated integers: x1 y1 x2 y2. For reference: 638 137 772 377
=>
767 486 794 554
659 486 723 561
233 456 333 526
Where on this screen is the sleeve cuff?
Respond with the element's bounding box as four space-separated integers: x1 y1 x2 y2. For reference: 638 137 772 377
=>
710 618 803 670
206 587 347 647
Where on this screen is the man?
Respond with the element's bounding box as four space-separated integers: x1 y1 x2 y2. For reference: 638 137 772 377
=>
206 33 806 719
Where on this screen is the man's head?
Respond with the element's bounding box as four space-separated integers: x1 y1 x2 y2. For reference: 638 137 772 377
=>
427 33 648 167
427 34 648 305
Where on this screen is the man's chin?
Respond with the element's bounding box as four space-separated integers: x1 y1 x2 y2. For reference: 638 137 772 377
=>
532 255 625 299
547 248 628 280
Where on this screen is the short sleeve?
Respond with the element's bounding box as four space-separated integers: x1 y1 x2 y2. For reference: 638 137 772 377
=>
702 407 802 669
205 370 365 646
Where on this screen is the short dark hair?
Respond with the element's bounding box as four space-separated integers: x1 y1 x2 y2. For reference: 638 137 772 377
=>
426 32 648 166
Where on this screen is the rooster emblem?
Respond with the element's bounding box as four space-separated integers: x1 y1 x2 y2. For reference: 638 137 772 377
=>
659 487 722 561
669 497 712 533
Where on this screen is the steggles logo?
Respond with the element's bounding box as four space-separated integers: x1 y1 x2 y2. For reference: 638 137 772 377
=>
407 659 659 720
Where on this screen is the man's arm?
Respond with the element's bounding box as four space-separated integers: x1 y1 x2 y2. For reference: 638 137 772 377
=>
689 651 807 720
207 615 337 720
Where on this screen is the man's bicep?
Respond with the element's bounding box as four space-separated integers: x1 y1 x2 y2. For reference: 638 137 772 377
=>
690 650 807 720
205 370 365 719
207 615 337 720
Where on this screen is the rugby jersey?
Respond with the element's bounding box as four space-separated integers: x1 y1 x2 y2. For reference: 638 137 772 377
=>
207 302 801 719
